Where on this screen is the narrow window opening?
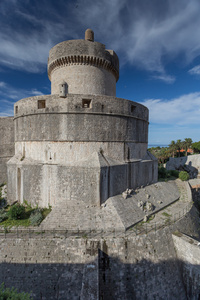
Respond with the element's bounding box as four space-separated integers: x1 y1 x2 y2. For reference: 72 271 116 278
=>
127 147 130 160
59 82 67 97
131 105 136 113
82 99 92 108
15 106 18 114
38 100 46 109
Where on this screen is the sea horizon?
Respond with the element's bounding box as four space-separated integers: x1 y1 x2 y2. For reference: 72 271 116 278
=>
148 144 169 148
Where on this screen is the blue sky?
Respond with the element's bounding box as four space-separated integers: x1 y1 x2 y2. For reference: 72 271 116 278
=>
1 0 200 145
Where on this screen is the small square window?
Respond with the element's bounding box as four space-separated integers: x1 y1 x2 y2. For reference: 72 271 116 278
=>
131 105 136 113
38 100 46 109
82 99 92 108
15 106 18 114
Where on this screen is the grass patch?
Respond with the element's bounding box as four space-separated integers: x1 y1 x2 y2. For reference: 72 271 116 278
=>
0 203 52 228
173 231 183 237
162 212 171 217
0 218 31 227
146 215 155 222
158 176 178 182
164 218 171 225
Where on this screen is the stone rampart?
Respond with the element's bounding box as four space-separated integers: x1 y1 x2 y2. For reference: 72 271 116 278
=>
0 205 199 299
13 94 148 156
173 233 200 299
0 117 14 183
6 92 157 207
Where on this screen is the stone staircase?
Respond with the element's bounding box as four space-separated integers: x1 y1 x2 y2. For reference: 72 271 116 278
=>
40 196 124 231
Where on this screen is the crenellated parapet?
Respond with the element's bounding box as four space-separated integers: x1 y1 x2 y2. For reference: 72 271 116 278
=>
48 30 119 96
48 54 119 82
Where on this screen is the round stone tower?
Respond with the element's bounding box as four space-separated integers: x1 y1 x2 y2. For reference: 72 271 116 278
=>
48 29 119 96
7 29 157 208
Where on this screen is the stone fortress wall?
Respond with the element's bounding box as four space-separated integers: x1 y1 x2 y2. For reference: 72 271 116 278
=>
0 117 14 183
0 203 199 300
13 94 148 161
7 93 156 208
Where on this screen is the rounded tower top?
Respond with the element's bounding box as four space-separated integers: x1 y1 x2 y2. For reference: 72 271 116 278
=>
48 30 119 96
85 28 94 42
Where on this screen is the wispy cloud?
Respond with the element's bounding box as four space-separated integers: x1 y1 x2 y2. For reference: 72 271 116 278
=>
0 0 200 80
188 65 200 76
75 0 200 75
152 74 176 84
141 92 200 125
0 81 44 116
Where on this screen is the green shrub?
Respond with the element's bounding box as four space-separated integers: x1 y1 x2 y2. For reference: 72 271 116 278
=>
158 166 167 179
30 209 43 226
41 206 52 218
179 171 189 181
8 204 25 220
23 200 32 210
169 170 179 178
0 283 32 299
0 209 8 223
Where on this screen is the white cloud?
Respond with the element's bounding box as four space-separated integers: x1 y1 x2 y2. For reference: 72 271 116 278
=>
141 92 200 125
74 0 200 80
0 82 6 88
152 74 175 84
188 65 200 75
0 82 44 116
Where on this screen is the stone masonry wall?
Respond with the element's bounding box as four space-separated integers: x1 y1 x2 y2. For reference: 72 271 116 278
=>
0 117 14 183
172 233 200 300
51 64 116 96
0 206 199 299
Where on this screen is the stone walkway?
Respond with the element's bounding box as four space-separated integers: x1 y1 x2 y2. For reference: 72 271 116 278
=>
41 179 192 234
0 179 194 239
126 179 193 235
40 195 125 231
111 181 179 229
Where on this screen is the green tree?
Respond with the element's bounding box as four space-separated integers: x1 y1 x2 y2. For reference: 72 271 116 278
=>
157 147 169 164
168 140 177 158
192 141 200 153
176 139 183 157
183 138 193 156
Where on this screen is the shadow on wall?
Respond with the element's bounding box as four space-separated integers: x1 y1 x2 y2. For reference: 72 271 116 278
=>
1 252 200 299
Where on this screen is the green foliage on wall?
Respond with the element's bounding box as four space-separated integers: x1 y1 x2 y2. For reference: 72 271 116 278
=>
0 283 32 299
